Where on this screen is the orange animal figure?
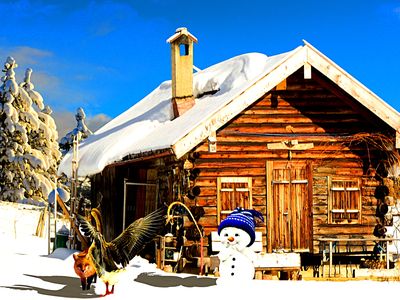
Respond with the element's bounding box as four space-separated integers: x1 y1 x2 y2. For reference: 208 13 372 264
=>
73 249 97 290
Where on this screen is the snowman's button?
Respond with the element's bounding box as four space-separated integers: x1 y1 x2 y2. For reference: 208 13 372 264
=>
231 273 234 276
231 265 235 268
232 257 236 261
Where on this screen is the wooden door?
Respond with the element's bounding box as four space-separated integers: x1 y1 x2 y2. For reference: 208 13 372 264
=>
266 161 312 252
122 169 158 230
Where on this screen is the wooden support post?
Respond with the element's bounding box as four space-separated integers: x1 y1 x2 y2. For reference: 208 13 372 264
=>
56 194 88 249
47 206 51 255
54 187 57 250
304 62 312 79
386 240 389 269
329 241 333 277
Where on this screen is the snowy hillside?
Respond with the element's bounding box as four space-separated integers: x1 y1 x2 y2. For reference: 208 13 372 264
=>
1 202 400 300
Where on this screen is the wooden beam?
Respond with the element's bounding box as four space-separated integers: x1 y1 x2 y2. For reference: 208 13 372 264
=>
267 141 314 150
56 195 89 249
208 131 217 153
304 62 312 79
266 161 273 253
276 79 287 90
397 131 400 149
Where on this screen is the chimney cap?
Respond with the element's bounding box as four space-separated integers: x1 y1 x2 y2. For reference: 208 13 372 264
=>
176 27 188 33
167 27 198 44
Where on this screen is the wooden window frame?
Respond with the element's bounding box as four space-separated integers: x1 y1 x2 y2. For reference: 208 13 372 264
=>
217 177 253 224
328 177 362 224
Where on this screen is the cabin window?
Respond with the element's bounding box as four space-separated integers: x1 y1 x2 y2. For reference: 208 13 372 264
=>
217 177 252 224
328 177 361 224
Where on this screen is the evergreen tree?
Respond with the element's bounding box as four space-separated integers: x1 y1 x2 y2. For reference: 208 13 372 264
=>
0 57 61 204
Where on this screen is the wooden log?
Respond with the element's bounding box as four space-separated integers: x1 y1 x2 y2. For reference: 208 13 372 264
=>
233 114 362 124
197 152 363 160
313 225 374 235
196 143 369 153
198 215 217 227
313 206 328 215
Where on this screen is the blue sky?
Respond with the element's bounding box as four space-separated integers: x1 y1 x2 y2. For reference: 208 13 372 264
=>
1 0 400 136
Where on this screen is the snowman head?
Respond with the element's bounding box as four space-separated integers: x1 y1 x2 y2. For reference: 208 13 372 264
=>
219 227 251 251
218 207 264 247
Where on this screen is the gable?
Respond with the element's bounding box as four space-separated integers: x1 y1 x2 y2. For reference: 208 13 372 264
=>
172 42 400 158
193 68 394 161
304 41 400 131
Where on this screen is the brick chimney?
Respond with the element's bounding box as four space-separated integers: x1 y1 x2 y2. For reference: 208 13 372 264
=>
167 27 198 118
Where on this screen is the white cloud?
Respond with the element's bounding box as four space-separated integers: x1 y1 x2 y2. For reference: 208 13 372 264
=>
10 46 53 65
0 46 58 91
0 44 117 116
28 70 61 91
87 113 112 132
0 46 52 66
52 110 76 141
52 110 111 142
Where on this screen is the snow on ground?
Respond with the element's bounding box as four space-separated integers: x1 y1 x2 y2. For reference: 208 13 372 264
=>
1 201 400 300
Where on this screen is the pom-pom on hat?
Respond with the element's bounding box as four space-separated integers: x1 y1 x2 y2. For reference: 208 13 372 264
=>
218 207 264 247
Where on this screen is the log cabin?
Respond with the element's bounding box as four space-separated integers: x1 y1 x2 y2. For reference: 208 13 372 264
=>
58 28 400 270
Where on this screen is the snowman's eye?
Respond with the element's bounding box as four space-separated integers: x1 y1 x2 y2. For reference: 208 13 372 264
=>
235 233 239 237
224 233 228 237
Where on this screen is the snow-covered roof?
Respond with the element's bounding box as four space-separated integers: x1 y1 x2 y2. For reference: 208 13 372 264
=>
58 42 400 177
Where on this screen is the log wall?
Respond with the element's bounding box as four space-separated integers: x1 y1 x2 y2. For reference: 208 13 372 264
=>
185 68 393 253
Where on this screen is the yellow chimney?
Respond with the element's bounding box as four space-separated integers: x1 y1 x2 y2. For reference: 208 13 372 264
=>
167 27 198 118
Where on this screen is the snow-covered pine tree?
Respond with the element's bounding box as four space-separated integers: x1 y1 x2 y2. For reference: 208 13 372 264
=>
20 68 62 201
0 57 62 204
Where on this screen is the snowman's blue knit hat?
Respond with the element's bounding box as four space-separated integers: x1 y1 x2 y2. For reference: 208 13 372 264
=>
218 207 264 247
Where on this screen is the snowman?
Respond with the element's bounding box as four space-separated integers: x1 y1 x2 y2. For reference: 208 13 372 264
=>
217 207 264 282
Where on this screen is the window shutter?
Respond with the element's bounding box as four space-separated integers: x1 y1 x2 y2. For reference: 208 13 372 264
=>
328 178 361 224
217 177 252 224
